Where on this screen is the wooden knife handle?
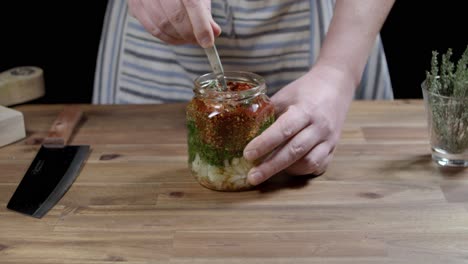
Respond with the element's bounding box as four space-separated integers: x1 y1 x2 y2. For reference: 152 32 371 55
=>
42 106 83 148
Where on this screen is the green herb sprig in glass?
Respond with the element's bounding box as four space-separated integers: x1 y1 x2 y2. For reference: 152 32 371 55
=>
424 45 468 153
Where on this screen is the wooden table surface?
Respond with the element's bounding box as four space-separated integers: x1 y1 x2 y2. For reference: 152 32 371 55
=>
1 100 468 263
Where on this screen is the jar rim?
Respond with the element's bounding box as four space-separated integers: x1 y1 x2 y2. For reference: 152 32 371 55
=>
193 71 266 100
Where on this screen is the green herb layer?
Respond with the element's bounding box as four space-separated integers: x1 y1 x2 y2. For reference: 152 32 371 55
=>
187 116 275 166
258 115 275 135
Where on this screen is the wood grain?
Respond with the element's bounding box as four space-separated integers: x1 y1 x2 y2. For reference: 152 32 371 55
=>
1 100 468 263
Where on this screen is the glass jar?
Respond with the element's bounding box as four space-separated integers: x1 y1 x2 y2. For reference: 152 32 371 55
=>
186 71 275 191
422 81 468 167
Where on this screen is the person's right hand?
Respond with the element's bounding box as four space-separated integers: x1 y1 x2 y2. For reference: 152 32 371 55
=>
128 0 221 48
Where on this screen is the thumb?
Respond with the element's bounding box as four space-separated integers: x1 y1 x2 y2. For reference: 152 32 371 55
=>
270 90 291 117
210 19 222 37
203 0 221 37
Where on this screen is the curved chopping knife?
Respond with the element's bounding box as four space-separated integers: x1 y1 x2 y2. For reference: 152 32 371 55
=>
7 106 90 218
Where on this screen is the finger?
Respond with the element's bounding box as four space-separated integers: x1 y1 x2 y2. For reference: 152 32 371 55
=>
201 0 221 35
316 154 333 175
244 106 311 162
127 0 137 17
127 0 146 19
159 0 196 43
202 0 211 8
144 0 182 40
182 0 216 48
210 19 222 37
203 0 222 37
132 1 183 44
284 143 332 176
247 124 325 186
269 81 297 116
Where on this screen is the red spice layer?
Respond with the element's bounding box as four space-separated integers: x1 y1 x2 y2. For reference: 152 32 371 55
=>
187 83 274 151
226 81 254 91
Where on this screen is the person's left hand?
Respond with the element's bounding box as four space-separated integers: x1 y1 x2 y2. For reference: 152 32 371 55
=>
243 64 356 185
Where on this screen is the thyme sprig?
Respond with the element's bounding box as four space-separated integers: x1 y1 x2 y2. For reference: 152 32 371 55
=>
424 45 468 153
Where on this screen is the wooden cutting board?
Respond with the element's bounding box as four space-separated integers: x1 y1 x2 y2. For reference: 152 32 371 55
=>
0 105 26 147
2 102 468 263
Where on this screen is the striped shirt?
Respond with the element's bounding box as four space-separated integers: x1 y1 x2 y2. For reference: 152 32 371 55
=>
93 0 393 104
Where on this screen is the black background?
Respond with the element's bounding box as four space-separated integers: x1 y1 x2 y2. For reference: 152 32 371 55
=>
381 1 467 99
0 1 466 103
0 1 108 104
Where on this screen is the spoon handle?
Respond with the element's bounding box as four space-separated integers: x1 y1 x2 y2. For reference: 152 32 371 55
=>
204 45 228 90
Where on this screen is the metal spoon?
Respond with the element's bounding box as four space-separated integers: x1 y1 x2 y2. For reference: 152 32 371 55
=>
204 45 228 91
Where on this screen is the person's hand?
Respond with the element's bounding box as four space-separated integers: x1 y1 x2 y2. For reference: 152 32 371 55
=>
243 65 356 185
127 0 221 48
